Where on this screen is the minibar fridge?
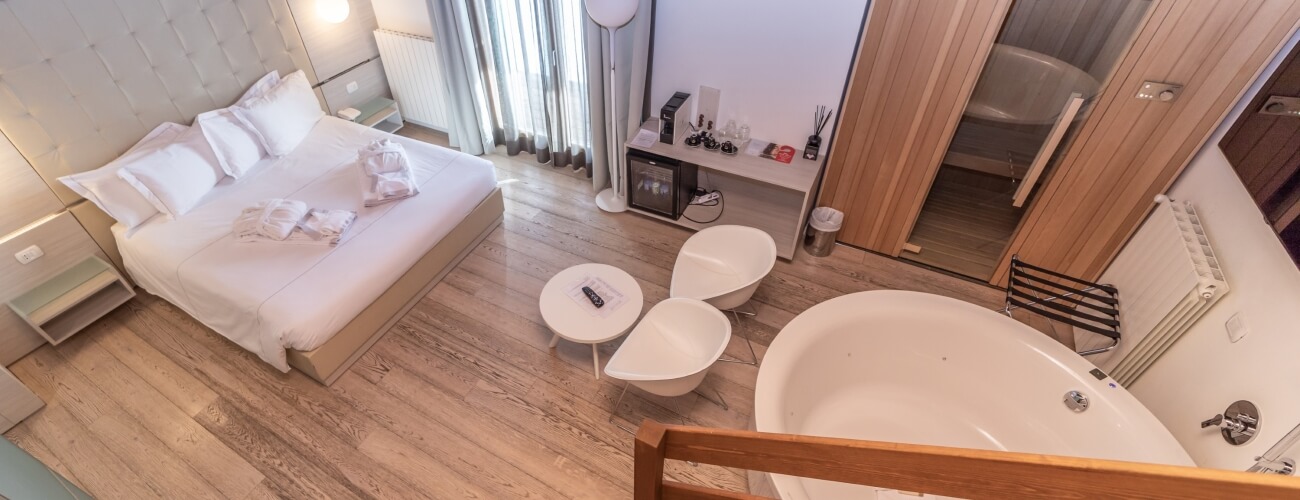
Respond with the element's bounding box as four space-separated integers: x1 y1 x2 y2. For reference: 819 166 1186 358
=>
626 149 698 220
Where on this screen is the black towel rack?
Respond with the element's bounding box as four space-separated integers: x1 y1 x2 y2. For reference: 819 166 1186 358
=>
1004 255 1120 356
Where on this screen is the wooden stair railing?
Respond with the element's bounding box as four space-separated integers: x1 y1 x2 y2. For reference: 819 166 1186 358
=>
634 419 1300 499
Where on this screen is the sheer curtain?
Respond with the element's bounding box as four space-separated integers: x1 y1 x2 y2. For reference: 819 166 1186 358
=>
463 0 592 172
428 0 493 156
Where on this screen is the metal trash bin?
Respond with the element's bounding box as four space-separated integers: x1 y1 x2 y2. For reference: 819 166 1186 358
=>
804 207 843 257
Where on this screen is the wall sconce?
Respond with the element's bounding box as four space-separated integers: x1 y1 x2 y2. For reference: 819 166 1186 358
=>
316 0 350 23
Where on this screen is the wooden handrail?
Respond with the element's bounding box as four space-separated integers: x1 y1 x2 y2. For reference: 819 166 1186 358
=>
634 419 1300 499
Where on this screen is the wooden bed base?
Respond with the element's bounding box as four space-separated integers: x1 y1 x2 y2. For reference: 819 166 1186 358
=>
287 187 504 384
71 186 504 386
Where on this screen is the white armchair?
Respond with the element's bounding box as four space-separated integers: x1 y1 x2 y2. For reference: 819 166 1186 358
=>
603 298 732 397
669 225 777 310
668 225 776 366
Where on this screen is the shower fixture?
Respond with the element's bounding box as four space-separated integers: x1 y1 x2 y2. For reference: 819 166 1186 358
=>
1250 418 1300 476
1201 400 1259 445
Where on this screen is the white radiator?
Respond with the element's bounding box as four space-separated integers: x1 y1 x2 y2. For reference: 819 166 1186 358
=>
1075 195 1228 386
373 29 451 131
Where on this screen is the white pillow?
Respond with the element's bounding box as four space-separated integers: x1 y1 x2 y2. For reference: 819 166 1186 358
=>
196 108 265 178
235 70 323 157
118 128 224 217
58 122 187 229
237 71 281 105
196 71 281 178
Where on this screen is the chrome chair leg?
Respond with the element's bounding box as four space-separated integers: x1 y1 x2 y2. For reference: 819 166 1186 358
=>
608 382 639 435
608 382 693 436
718 308 760 366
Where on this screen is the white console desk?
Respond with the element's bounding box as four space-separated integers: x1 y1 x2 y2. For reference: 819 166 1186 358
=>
625 118 824 259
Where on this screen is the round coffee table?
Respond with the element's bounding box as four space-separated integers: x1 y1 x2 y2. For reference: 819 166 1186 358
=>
539 263 644 379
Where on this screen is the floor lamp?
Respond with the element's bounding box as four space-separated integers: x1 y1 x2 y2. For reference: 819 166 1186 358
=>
586 0 639 213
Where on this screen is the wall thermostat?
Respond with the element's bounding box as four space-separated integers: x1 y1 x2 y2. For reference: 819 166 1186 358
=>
1136 81 1183 102
1260 95 1300 117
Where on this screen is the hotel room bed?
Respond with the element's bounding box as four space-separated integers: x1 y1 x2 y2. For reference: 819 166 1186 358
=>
113 116 499 377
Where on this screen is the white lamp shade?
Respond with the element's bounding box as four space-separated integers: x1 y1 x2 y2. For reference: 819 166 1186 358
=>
585 0 638 28
316 0 350 23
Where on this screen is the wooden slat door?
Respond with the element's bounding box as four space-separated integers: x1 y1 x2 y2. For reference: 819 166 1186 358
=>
1219 40 1300 232
819 0 1014 255
993 0 1300 285
822 0 1300 285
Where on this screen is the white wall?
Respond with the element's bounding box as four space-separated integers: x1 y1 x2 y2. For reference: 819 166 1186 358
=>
371 0 433 38
1127 28 1300 471
649 0 869 149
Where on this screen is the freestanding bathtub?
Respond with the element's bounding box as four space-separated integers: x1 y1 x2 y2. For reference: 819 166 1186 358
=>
752 291 1193 499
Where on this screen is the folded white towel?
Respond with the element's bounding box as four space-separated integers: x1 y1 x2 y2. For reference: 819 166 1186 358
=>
365 172 419 207
359 138 411 176
235 199 356 247
358 139 419 206
233 199 308 242
291 209 357 246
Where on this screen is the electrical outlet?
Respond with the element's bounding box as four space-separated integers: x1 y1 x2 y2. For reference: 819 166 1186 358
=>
346 81 359 94
691 192 720 204
14 245 43 265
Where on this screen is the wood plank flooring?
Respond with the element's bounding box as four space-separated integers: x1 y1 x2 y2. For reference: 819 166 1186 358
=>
3 125 1067 498
904 166 1026 281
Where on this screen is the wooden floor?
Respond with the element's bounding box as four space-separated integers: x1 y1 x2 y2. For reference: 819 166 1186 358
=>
3 125 1070 499
904 166 1026 281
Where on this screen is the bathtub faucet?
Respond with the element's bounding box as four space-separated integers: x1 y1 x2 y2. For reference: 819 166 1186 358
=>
1201 413 1256 436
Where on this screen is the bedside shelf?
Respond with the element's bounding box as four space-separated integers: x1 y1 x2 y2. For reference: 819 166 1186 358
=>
355 97 404 133
7 256 134 345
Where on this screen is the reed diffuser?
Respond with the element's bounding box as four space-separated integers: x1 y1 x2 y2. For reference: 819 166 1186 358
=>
805 105 834 161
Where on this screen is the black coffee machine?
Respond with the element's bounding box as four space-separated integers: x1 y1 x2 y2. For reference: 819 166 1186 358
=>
659 92 692 145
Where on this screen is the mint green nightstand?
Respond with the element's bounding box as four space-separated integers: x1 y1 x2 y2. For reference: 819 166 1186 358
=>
6 256 134 346
353 97 404 133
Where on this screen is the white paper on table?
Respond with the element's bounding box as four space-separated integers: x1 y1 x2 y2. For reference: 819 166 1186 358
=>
745 140 770 157
630 129 659 148
566 275 628 319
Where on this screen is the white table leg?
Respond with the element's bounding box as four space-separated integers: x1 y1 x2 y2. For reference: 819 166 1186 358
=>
592 343 601 379
549 334 561 348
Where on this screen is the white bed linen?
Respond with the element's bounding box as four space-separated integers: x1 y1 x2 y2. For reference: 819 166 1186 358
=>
114 117 497 371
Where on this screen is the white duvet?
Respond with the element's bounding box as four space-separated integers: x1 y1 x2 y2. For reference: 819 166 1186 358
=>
114 117 497 371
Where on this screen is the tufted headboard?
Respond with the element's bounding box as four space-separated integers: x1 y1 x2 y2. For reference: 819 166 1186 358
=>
0 0 320 205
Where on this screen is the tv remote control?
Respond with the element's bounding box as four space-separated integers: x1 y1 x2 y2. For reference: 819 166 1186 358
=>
581 286 605 308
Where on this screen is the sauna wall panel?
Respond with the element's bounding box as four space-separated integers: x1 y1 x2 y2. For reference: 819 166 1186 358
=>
1220 39 1300 237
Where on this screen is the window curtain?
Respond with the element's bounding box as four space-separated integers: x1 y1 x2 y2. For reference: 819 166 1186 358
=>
428 0 494 156
463 0 593 172
430 0 651 190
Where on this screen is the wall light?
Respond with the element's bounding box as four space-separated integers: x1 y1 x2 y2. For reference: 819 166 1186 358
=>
316 0 350 23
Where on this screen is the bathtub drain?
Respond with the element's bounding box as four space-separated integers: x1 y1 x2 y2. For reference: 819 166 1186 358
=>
1064 391 1089 412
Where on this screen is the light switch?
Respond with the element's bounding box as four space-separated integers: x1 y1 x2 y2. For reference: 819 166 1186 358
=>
346 81 359 94
1226 312 1249 343
14 245 43 264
